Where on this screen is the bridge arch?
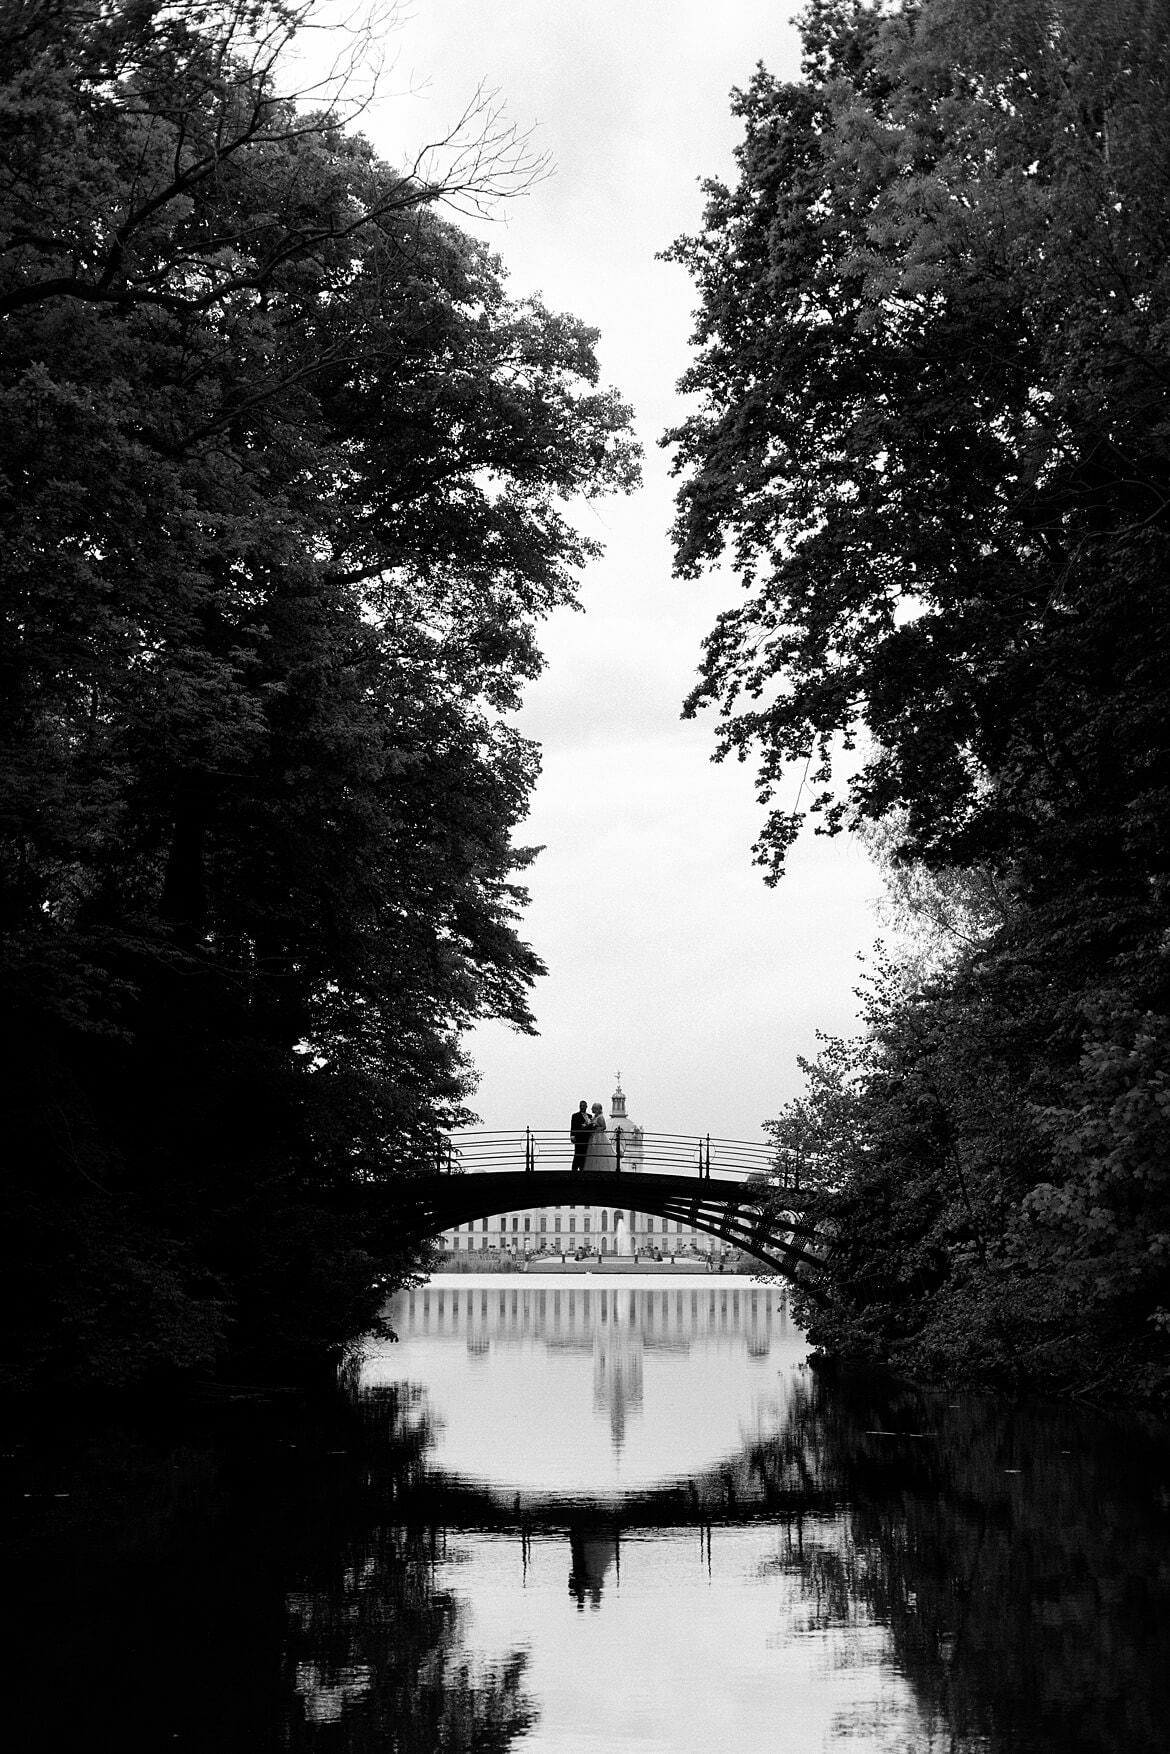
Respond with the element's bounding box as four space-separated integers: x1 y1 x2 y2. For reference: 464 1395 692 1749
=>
393 1160 826 1289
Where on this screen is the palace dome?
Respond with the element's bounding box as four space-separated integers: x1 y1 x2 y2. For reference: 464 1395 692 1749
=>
608 1074 644 1170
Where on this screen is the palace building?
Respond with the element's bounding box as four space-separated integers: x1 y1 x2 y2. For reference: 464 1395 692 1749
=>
439 1078 728 1259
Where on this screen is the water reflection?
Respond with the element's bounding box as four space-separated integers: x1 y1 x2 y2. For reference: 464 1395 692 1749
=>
567 1518 620 1611
5 1278 1170 1752
766 1369 1170 1754
3 1391 537 1754
364 1275 1170 1753
363 1275 805 1497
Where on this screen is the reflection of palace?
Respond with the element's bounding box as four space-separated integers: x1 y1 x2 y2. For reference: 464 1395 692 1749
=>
393 1281 783 1360
391 1283 785 1473
438 1079 729 1258
393 1281 785 1459
595 1311 643 1450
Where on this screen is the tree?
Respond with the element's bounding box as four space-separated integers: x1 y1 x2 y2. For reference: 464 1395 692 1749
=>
0 0 638 1386
668 0 1170 1400
664 0 1170 917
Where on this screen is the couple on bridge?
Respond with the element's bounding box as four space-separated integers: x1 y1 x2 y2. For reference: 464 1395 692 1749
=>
569 1100 616 1173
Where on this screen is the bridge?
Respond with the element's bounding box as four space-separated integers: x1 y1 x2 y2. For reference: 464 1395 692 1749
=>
392 1129 825 1285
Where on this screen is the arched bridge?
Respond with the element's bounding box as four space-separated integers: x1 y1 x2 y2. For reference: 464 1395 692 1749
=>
393 1129 825 1285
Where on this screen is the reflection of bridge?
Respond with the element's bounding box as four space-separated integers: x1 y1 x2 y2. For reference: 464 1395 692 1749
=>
365 1372 837 1532
364 1374 839 1613
393 1130 825 1283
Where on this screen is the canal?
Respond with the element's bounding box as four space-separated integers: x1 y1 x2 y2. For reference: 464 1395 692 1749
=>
5 1272 1170 1751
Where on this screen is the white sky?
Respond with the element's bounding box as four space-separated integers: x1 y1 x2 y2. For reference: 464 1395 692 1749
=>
310 1 884 1139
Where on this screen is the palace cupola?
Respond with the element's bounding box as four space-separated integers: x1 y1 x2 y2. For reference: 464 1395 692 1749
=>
608 1074 644 1171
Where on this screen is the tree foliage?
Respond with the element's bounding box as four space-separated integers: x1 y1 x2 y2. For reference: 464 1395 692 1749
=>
763 911 1170 1397
0 0 638 1386
674 0 1170 1398
666 0 1170 900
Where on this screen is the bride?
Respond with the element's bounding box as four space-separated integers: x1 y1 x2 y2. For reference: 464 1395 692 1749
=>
585 1102 617 1170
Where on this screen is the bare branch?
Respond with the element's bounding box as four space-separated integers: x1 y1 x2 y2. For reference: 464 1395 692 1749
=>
404 81 553 217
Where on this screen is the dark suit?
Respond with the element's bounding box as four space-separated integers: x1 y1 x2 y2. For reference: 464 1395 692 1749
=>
570 1109 590 1172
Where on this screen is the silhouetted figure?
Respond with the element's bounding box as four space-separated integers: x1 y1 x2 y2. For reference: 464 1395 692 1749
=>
570 1100 591 1172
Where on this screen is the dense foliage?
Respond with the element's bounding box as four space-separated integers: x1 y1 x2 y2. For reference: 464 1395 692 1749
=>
0 0 637 1387
667 0 1170 1397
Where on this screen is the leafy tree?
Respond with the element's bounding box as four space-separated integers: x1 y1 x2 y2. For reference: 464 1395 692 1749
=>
673 0 1170 1399
665 0 1170 916
0 0 638 1386
764 924 1170 1395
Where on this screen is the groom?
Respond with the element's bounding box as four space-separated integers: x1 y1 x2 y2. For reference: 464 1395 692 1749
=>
569 1099 591 1173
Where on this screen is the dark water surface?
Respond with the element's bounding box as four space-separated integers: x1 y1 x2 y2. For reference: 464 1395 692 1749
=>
4 1273 1170 1752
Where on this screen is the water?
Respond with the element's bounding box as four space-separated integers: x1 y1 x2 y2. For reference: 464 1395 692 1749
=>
4 1272 1170 1752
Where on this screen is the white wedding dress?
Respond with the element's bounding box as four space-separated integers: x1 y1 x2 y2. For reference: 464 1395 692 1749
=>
585 1117 617 1171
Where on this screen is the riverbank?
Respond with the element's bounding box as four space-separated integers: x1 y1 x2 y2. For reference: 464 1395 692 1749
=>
432 1255 717 1276
531 1256 712 1274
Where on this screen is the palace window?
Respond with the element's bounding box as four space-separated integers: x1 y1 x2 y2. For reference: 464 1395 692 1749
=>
601 1211 608 1231
569 1216 576 1233
524 1216 531 1232
584 1215 591 1232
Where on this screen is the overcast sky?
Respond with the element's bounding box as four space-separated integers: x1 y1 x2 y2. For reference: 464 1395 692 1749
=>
312 1 885 1140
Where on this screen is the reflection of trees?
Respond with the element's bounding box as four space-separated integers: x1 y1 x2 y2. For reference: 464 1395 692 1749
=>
277 1386 535 1749
285 1551 531 1750
749 1371 1170 1754
4 1389 536 1753
22 1367 1169 1751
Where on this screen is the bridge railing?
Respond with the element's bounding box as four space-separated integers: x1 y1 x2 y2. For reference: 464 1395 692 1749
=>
435 1128 776 1182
